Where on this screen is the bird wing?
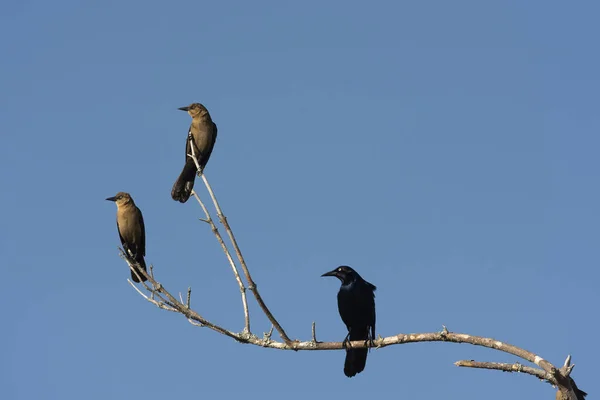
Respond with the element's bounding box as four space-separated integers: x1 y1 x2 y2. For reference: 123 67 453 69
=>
116 219 127 249
137 206 146 257
357 281 376 340
201 121 218 166
368 287 376 340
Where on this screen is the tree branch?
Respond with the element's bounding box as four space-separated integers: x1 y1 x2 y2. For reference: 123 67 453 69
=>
200 173 292 345
121 250 245 342
185 137 291 344
186 143 250 335
190 188 250 334
114 141 585 400
454 360 554 383
121 251 584 398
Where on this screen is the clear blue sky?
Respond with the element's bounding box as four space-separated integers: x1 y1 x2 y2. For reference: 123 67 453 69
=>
1 1 598 399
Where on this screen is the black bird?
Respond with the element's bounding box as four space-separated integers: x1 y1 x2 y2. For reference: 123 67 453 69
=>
106 192 147 282
171 103 218 203
322 266 376 377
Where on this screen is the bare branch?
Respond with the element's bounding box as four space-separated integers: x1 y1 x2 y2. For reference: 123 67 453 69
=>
120 249 181 309
127 278 178 313
114 137 585 399
188 188 250 333
554 355 582 400
124 257 245 342
263 325 274 343
563 354 572 369
200 172 292 345
186 141 250 334
455 360 555 384
120 249 587 399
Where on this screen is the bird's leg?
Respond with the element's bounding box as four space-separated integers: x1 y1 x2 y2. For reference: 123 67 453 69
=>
342 330 352 349
365 336 374 351
368 330 375 348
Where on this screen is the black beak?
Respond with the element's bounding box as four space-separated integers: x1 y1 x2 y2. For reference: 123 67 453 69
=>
321 269 338 278
106 196 117 202
178 106 190 111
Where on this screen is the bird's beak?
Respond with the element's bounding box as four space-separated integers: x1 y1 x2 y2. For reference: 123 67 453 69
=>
106 196 117 202
178 106 190 111
321 269 338 278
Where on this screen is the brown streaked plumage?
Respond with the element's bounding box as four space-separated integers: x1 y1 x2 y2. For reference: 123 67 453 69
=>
106 192 147 282
171 103 218 203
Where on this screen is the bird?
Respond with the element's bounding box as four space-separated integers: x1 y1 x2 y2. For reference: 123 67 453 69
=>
171 103 218 203
106 192 147 282
322 265 376 377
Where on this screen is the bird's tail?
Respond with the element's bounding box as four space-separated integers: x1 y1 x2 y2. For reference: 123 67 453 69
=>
171 161 197 203
130 257 148 283
344 327 370 377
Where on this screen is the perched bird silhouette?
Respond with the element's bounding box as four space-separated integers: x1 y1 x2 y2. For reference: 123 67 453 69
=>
322 266 376 377
171 103 218 203
106 192 147 282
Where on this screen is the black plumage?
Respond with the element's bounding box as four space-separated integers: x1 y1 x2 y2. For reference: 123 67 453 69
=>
322 265 376 377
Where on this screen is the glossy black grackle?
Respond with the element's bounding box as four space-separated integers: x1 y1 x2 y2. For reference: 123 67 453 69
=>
322 265 376 377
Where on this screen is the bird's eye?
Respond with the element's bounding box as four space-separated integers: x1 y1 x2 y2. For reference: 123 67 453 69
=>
337 267 342 272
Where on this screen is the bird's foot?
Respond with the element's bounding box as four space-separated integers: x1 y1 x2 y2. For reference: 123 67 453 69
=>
342 333 352 349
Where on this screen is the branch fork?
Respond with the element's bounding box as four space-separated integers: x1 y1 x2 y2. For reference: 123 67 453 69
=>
115 137 584 399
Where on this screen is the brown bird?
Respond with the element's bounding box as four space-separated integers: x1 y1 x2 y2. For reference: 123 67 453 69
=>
171 103 218 203
106 192 147 282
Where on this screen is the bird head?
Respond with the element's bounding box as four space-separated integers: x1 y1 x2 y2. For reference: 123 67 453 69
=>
106 192 133 207
321 265 358 285
178 103 208 118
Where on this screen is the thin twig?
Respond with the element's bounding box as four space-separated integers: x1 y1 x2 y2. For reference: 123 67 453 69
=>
119 249 180 308
200 172 292 344
123 255 245 341
149 264 155 299
187 142 250 334
127 279 178 312
454 360 554 384
263 325 274 343
189 189 250 334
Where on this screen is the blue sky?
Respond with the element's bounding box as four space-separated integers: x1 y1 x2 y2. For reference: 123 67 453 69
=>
1 1 598 399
